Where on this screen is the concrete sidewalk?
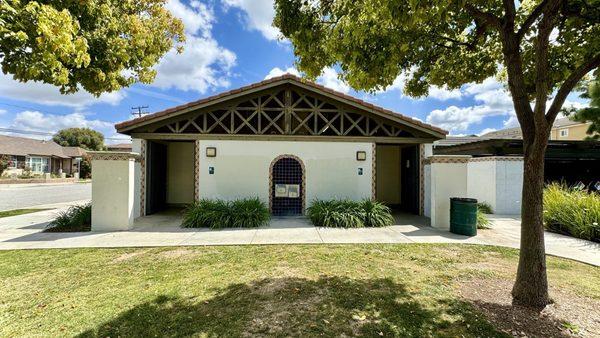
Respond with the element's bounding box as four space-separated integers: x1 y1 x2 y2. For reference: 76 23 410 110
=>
0 205 598 266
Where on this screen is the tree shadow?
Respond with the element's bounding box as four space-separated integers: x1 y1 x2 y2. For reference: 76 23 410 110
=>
76 276 507 337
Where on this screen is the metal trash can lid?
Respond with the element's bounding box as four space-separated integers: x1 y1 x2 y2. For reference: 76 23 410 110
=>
450 197 478 203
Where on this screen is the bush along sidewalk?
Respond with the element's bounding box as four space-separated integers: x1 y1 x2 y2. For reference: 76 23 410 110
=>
45 203 91 232
307 199 394 228
182 198 270 229
543 183 599 242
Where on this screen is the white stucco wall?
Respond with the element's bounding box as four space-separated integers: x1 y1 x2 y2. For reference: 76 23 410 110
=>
467 161 496 210
91 158 135 231
197 140 373 208
166 142 195 204
495 160 523 214
428 157 470 229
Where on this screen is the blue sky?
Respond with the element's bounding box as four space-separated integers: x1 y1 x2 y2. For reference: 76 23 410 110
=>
0 0 588 144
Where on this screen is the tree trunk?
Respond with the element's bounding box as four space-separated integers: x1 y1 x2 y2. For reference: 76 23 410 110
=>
512 136 550 309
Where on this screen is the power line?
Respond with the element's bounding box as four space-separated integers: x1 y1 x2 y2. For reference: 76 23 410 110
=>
131 105 149 118
0 127 129 141
0 101 67 116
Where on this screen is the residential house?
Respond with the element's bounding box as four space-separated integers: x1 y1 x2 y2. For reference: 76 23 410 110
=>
479 117 594 140
0 135 87 176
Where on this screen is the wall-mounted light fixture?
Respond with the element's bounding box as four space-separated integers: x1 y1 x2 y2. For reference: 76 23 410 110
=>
356 151 367 161
206 147 217 157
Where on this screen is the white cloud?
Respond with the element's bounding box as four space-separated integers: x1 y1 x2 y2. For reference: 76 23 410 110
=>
0 109 6 115
165 0 213 36
10 111 113 135
318 68 351 93
223 0 279 40
0 73 126 109
264 67 301 79
151 35 236 93
478 127 497 136
264 66 351 93
147 1 236 93
426 105 509 133
378 73 463 101
426 77 515 132
428 86 462 100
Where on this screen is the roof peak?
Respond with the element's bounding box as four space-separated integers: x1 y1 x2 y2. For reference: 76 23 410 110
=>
115 75 447 136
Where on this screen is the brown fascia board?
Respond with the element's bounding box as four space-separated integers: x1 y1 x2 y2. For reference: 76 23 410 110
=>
115 74 448 138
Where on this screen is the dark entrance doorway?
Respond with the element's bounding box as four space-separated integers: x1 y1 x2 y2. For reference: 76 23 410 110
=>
146 141 167 215
400 145 420 214
271 157 304 216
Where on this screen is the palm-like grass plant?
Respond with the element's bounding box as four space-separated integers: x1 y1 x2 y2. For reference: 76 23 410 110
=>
46 203 91 232
543 183 599 242
307 199 394 228
182 198 270 229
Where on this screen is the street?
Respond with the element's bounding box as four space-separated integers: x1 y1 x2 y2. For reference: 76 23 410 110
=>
0 183 91 211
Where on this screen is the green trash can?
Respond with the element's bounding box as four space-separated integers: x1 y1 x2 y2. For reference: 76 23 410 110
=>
450 197 477 236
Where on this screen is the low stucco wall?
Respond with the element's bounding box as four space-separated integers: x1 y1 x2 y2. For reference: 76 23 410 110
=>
197 140 373 208
425 155 524 229
91 154 137 231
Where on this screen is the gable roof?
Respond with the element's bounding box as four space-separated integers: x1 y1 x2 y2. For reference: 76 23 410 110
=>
0 135 86 158
115 74 447 138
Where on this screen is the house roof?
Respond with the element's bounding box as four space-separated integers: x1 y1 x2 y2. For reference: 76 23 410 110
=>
0 135 86 158
479 117 589 140
115 74 447 138
434 138 600 159
62 146 87 157
106 143 133 150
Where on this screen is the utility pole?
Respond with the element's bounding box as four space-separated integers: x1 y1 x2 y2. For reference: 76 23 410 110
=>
131 106 149 118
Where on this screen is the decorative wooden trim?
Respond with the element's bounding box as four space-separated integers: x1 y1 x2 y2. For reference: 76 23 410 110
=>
371 143 376 200
140 140 147 217
88 151 141 161
130 86 433 140
268 154 306 215
130 133 436 144
422 156 471 165
469 156 524 162
116 75 447 138
194 140 200 200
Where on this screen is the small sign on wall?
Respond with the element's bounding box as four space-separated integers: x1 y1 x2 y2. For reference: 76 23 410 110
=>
274 184 300 198
275 184 288 197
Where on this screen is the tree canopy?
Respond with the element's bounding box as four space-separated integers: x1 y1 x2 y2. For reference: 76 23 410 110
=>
0 0 184 95
274 0 599 309
53 128 105 151
570 75 600 139
274 1 598 101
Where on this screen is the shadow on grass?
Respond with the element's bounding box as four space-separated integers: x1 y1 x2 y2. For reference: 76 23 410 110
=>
77 276 507 337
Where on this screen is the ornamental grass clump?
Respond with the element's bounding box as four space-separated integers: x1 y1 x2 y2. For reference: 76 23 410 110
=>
307 199 394 228
543 183 600 242
182 198 269 229
46 203 91 232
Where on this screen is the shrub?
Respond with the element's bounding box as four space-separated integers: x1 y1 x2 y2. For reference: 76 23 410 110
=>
543 183 600 242
477 209 491 229
307 199 394 228
477 202 493 214
46 203 91 232
0 155 9 176
182 198 270 229
80 155 92 179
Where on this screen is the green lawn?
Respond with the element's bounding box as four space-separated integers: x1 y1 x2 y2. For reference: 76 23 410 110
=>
0 244 597 337
0 208 50 218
